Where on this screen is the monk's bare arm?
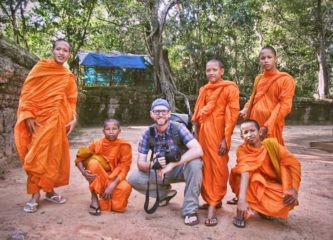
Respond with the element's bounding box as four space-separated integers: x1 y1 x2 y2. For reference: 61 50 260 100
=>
237 172 250 213
103 176 120 200
279 146 301 205
76 161 96 182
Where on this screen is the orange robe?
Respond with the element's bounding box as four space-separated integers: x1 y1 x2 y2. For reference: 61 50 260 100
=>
229 139 301 218
75 138 132 212
245 69 295 145
14 59 77 194
193 80 239 206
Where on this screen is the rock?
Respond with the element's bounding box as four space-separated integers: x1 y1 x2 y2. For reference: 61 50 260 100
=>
0 36 37 173
7 229 28 240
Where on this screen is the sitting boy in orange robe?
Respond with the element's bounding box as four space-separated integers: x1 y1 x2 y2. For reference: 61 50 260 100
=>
75 119 132 215
229 119 301 228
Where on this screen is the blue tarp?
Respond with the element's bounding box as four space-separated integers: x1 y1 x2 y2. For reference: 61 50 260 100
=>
79 52 149 69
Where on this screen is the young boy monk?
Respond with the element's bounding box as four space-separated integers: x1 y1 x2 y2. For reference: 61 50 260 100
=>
192 59 239 226
75 119 132 215
229 119 301 228
238 46 295 146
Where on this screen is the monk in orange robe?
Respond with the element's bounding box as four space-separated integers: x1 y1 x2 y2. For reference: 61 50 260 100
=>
14 39 77 213
192 59 239 226
75 119 132 215
230 120 301 228
239 46 295 146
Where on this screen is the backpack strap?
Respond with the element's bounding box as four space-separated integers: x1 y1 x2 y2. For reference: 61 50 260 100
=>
148 124 155 150
170 121 186 150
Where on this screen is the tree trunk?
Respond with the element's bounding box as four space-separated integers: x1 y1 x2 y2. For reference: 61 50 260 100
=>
144 0 187 111
317 49 329 99
316 0 329 99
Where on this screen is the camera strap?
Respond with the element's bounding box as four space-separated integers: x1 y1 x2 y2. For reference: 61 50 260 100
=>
144 150 160 214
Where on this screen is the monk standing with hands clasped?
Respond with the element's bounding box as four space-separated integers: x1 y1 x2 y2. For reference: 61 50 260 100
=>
192 59 239 226
14 39 77 213
238 46 295 145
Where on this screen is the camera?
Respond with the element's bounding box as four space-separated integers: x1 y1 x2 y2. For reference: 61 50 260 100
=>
151 149 180 170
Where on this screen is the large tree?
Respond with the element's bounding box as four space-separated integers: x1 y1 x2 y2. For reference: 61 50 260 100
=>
136 0 181 111
0 0 30 49
265 0 332 99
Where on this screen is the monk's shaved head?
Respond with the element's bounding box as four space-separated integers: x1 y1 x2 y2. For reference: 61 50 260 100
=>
241 119 260 130
52 38 71 51
103 119 120 129
207 59 224 69
260 45 276 57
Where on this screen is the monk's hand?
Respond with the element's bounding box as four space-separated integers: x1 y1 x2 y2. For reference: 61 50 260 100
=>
283 188 298 205
102 182 116 200
24 118 40 134
66 115 77 136
238 108 248 121
236 199 250 217
218 138 228 155
259 126 268 140
82 169 96 183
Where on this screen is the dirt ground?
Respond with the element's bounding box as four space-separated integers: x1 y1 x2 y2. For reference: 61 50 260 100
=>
0 125 332 240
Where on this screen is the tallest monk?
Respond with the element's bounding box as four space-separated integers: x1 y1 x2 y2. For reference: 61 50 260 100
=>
14 39 78 213
239 46 295 146
193 59 239 226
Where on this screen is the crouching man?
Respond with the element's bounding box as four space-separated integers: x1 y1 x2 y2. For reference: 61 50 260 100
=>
128 98 203 226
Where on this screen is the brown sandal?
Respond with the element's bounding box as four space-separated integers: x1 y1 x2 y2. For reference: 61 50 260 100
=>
233 216 246 228
205 217 218 227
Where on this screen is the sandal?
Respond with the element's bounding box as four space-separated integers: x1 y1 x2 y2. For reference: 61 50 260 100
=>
199 202 222 210
23 202 39 213
184 212 199 226
233 216 246 228
159 190 177 207
89 205 101 216
45 194 66 204
227 197 238 205
205 217 218 227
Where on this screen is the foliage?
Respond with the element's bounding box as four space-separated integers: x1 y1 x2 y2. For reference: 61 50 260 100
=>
0 0 332 98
